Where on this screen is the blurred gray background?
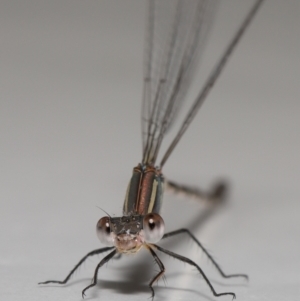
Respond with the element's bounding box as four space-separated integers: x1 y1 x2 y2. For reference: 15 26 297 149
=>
1 1 299 301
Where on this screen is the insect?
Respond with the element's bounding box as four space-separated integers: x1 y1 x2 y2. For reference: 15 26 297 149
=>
39 0 265 299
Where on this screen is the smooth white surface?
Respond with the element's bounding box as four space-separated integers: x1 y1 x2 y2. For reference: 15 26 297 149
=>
1 1 299 301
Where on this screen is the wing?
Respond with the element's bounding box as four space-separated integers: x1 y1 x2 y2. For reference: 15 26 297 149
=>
141 0 217 165
141 0 264 168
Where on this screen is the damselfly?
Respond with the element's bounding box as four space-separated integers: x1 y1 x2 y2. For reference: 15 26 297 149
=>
39 0 265 299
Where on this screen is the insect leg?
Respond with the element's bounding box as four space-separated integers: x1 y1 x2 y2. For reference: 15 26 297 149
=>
38 247 115 286
82 249 117 298
153 244 236 299
162 229 247 280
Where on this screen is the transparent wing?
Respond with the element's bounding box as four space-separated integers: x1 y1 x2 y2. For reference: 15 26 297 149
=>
159 0 264 167
142 0 217 165
141 0 265 168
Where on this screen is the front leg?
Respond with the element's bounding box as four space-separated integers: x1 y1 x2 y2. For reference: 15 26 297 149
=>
82 249 117 298
145 245 165 300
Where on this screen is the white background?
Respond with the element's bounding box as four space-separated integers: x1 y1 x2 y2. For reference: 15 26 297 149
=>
1 1 299 301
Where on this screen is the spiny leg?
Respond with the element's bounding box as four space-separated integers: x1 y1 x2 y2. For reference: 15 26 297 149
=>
163 228 248 280
152 244 236 299
38 246 115 285
145 245 165 300
82 249 117 298
166 180 228 204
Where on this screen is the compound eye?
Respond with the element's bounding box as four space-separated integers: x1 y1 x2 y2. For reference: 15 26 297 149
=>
96 216 114 246
143 213 165 243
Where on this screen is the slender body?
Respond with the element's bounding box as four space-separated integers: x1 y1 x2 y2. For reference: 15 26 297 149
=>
123 164 164 216
39 0 265 299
